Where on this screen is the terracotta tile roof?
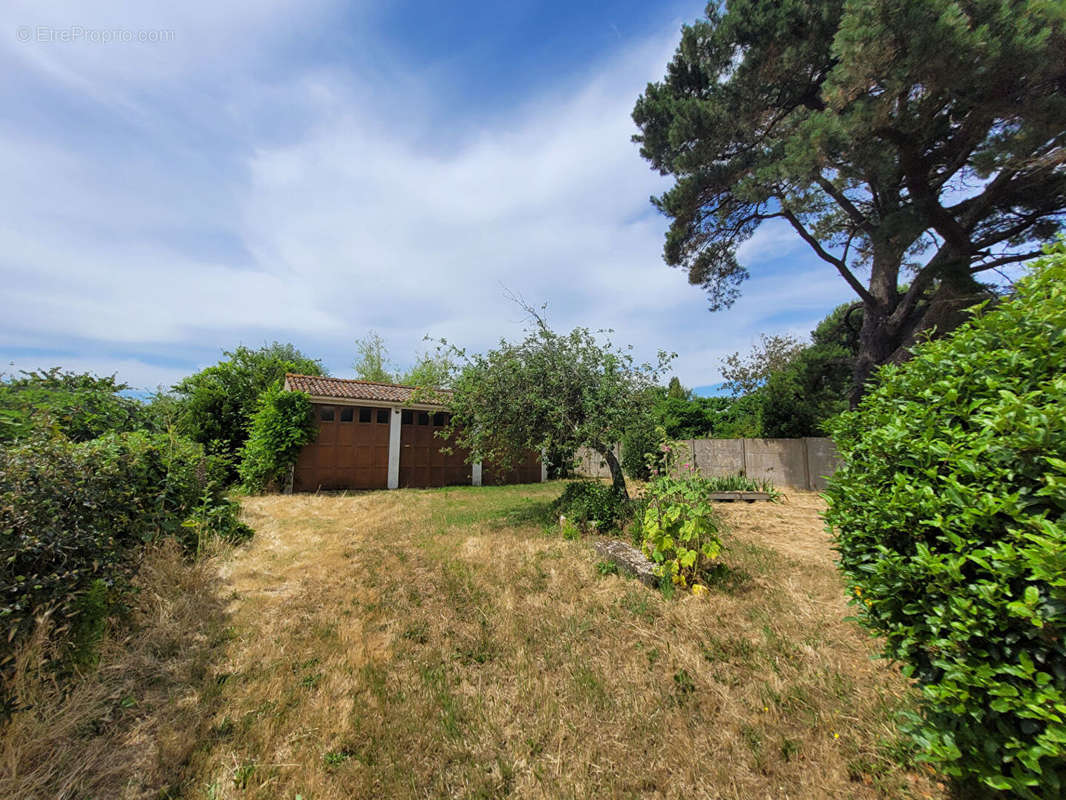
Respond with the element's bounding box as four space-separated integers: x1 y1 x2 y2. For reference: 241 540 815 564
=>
284 373 451 407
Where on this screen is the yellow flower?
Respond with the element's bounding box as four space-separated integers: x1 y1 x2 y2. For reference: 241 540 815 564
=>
692 584 708 597
833 733 840 740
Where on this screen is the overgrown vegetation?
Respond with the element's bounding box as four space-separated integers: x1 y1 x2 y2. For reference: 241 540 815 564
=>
550 480 633 533
238 385 317 493
0 430 250 669
825 245 1066 797
640 436 724 591
0 369 152 443
704 473 780 498
172 342 325 473
0 361 264 684
352 330 456 387
0 541 234 799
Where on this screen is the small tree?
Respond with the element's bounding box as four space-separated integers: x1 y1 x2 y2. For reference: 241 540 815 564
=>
400 348 455 389
445 313 671 498
825 244 1066 796
353 331 396 383
665 376 691 400
720 335 805 397
353 332 455 388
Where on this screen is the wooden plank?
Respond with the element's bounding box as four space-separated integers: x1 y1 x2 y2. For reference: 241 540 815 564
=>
708 491 772 502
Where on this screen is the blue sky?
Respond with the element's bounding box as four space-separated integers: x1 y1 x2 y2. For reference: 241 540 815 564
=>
1 0 860 394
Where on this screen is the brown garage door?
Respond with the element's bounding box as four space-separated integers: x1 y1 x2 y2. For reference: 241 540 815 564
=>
399 410 471 488
483 449 542 486
293 404 390 491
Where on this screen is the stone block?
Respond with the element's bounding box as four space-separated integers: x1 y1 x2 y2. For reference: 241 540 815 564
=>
592 539 660 587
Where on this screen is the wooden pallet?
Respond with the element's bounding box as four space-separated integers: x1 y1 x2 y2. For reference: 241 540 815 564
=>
708 491 772 502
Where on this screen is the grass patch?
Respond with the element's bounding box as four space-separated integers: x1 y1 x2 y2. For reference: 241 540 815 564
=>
1 485 946 799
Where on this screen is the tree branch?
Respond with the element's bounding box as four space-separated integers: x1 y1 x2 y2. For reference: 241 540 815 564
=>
876 126 972 255
890 246 953 326
971 212 1054 251
780 207 877 307
969 249 1045 273
814 175 875 236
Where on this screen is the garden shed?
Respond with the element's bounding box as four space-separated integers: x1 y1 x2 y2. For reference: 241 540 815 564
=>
283 374 543 491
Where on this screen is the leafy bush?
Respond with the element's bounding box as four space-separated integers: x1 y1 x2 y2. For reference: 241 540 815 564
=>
0 368 151 444
0 430 251 665
238 386 316 493
824 245 1066 797
172 342 325 477
550 481 631 533
637 433 723 590
641 465 723 591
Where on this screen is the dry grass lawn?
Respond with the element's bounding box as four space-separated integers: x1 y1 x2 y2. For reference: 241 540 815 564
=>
1 482 949 799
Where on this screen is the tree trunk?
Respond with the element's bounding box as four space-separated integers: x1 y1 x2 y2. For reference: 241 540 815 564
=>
851 246 905 408
851 305 905 407
903 267 988 351
850 250 990 407
597 445 629 500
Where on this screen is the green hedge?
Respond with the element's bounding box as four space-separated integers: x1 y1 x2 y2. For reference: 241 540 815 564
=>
824 245 1066 797
0 430 251 665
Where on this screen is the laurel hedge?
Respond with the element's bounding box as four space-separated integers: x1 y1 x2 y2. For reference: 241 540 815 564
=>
824 245 1066 797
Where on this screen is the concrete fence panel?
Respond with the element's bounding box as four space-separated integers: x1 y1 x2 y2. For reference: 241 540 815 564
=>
691 438 745 477
573 445 619 479
743 438 809 488
574 437 841 491
804 437 841 490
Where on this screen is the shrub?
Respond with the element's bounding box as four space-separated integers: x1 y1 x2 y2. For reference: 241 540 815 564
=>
0 368 151 444
172 342 325 477
550 481 631 533
0 430 251 666
640 436 723 590
824 245 1066 797
238 385 316 493
620 417 658 481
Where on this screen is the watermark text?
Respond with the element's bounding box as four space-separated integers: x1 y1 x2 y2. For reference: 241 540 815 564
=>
16 25 175 44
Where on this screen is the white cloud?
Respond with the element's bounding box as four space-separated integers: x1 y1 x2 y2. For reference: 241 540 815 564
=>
0 1 855 391
736 218 806 265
